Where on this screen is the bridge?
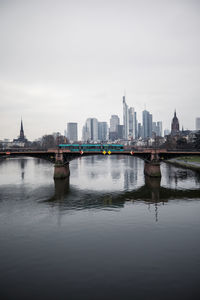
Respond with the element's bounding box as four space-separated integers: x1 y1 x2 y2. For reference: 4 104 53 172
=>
0 148 200 178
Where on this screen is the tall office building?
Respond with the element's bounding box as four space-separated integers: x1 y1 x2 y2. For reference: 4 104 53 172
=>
66 123 78 142
110 115 120 132
134 111 138 139
152 122 157 135
82 125 90 142
142 110 152 138
117 125 124 139
138 123 143 139
152 121 162 137
157 121 162 137
129 107 137 139
82 118 98 142
196 117 200 130
123 95 129 139
98 122 108 141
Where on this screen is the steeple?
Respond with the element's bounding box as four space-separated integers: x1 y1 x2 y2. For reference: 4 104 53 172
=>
19 118 25 140
171 110 180 135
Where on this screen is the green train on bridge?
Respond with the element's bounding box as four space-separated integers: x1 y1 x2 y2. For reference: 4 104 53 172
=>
59 144 124 152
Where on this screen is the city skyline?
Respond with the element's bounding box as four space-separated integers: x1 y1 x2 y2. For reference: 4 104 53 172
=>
1 0 200 140
1 103 198 142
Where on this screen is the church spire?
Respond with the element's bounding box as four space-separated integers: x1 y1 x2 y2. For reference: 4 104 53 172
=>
171 110 180 135
20 118 25 140
174 109 176 117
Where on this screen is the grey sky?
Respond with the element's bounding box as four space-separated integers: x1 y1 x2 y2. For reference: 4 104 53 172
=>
0 0 200 140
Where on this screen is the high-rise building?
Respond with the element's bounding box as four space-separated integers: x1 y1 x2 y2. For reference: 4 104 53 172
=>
98 122 108 141
66 123 78 142
110 115 120 132
157 121 162 137
82 125 90 142
152 122 157 134
149 114 152 137
196 118 200 130
123 95 129 139
129 107 136 139
138 123 143 139
134 111 138 139
152 121 163 137
142 110 152 138
171 110 180 135
82 118 98 142
117 125 124 139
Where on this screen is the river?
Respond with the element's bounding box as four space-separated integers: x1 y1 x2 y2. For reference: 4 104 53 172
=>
0 156 200 300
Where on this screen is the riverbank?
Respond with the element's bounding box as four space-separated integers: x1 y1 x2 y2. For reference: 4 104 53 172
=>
166 156 200 172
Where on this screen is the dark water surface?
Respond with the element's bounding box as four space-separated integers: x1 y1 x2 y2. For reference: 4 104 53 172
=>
0 156 200 300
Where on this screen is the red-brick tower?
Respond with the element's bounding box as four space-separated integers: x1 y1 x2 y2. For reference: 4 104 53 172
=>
171 110 180 135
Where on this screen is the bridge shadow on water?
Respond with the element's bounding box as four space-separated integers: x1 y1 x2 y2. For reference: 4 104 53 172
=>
46 174 200 213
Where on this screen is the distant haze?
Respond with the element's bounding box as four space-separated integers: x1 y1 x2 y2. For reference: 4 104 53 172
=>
0 0 200 140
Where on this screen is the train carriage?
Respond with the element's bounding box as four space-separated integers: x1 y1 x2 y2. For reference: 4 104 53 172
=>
59 144 124 152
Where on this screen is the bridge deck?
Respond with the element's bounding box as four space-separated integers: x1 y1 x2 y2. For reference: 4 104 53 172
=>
1 150 200 154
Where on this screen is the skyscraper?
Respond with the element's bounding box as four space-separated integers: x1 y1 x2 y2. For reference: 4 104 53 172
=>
157 121 162 137
152 121 162 137
129 107 135 139
123 95 129 139
98 122 108 141
134 111 138 139
117 125 124 139
110 115 120 132
66 123 78 142
82 118 98 142
138 123 144 139
142 110 152 138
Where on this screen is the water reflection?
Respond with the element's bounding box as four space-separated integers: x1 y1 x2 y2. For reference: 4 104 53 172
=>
162 162 200 188
53 178 70 200
49 174 200 209
1 157 200 300
19 158 27 180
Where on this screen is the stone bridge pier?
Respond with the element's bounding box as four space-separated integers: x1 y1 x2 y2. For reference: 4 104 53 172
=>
144 150 161 177
54 150 70 179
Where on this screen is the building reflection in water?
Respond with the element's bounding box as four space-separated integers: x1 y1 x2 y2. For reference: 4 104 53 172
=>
124 157 139 190
19 158 27 181
111 170 121 180
49 168 200 224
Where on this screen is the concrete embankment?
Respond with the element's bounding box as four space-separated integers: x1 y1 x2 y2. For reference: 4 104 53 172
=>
166 157 200 172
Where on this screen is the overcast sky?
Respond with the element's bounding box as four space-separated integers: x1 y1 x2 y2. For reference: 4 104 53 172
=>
0 0 200 140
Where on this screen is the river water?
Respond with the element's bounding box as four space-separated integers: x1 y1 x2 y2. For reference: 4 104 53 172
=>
0 156 200 300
